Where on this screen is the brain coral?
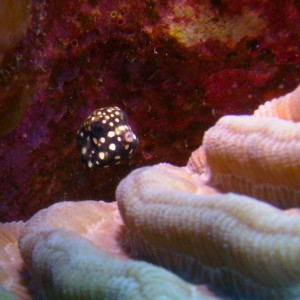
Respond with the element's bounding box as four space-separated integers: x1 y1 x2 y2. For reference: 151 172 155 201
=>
1 83 300 299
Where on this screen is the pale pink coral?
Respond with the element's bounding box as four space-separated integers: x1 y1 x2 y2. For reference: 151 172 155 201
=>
0 200 219 299
0 222 30 300
116 163 300 299
188 83 300 208
254 84 300 121
2 84 300 300
116 84 300 299
188 115 300 208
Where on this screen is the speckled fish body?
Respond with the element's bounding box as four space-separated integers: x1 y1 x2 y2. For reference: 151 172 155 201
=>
77 106 138 168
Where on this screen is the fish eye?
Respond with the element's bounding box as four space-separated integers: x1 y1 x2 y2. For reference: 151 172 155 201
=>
90 121 105 137
124 130 136 143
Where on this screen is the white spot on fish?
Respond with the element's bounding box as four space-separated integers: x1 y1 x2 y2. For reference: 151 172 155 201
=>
124 131 135 143
107 131 115 138
109 143 116 151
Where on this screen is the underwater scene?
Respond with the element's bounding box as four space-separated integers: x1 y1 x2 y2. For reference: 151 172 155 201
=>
0 0 300 299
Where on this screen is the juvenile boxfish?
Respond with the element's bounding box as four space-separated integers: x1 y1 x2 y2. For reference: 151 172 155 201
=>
77 106 138 168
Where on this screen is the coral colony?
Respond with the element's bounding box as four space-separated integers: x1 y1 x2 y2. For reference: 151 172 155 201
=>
1 1 300 299
1 84 300 299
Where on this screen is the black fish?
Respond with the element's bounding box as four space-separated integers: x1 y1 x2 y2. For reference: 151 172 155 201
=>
77 106 138 168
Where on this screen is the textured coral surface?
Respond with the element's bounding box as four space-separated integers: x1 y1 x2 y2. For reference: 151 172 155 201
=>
1 0 300 221
1 74 300 300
